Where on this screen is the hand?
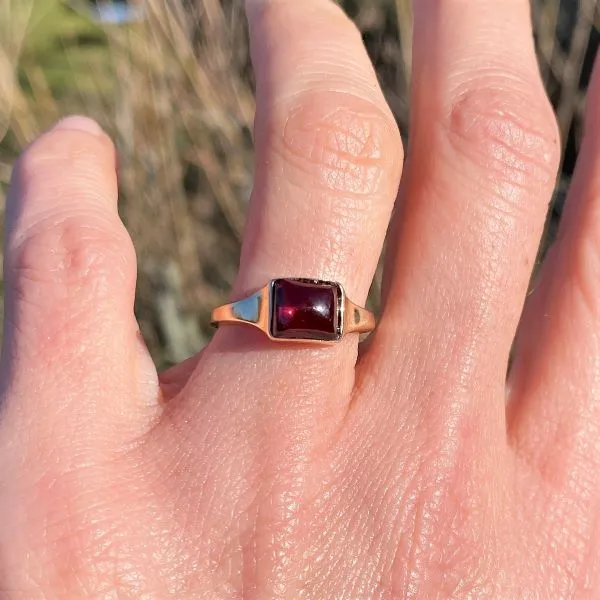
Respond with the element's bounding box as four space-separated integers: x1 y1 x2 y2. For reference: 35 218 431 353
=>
1 1 598 598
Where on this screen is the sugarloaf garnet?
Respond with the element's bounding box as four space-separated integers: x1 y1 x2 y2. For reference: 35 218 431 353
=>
271 278 342 341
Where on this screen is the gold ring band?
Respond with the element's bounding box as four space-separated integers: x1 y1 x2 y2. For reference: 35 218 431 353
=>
211 278 375 344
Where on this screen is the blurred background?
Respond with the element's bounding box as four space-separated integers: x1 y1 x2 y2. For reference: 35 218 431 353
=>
0 0 598 368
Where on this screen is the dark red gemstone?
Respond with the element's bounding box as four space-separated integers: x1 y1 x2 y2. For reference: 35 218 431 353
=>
271 279 341 341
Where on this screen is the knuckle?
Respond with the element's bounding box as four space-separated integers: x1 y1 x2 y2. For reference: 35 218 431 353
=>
446 81 560 190
8 213 135 312
275 92 402 197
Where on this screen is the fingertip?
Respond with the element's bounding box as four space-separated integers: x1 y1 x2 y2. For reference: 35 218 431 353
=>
11 115 117 210
53 115 105 137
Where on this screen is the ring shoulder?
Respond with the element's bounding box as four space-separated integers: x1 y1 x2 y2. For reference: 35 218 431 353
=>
211 286 271 333
344 298 376 334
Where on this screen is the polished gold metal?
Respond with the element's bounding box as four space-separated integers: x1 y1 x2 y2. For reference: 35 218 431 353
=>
343 298 376 335
211 279 375 344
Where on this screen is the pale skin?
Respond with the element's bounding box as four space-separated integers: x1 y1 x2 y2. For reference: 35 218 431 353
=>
2 0 600 597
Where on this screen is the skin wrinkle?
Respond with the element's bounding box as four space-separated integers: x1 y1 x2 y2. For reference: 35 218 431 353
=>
279 103 391 197
8 226 131 324
446 88 558 193
8 206 127 255
275 99 395 213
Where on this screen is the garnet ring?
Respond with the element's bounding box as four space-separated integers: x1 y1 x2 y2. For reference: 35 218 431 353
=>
211 278 375 343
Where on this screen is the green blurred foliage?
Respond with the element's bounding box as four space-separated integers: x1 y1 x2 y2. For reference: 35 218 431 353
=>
20 1 109 96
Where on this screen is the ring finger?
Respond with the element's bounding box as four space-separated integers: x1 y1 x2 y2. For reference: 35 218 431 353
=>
174 0 403 424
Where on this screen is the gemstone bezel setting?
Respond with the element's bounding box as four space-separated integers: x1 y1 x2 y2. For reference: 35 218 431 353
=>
269 278 344 342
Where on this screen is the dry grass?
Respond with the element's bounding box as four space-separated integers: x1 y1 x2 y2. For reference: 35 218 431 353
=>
0 0 598 366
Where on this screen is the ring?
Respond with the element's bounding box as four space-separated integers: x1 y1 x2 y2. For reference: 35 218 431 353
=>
211 278 375 343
